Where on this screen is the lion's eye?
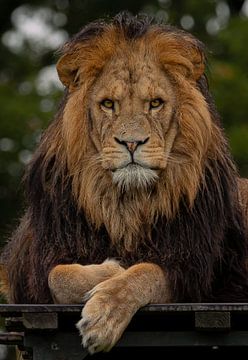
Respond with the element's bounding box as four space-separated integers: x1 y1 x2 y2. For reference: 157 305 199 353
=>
101 99 114 110
149 98 164 110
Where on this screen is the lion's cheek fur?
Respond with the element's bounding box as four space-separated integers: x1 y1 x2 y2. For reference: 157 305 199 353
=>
62 89 91 170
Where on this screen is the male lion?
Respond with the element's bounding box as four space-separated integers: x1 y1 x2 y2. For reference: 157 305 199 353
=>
1 12 248 354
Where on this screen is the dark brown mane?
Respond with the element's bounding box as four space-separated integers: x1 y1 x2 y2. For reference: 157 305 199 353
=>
1 12 248 304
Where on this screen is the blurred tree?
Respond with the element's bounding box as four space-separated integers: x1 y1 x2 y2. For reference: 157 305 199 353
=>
0 0 248 249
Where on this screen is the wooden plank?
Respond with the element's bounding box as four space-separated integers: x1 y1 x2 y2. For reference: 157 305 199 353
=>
2 303 248 358
23 313 58 329
195 311 231 330
1 303 248 315
140 303 248 312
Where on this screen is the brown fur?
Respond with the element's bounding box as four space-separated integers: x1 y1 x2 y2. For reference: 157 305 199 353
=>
1 12 248 353
238 178 248 229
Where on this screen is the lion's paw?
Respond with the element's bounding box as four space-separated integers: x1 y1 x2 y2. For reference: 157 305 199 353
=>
76 278 137 354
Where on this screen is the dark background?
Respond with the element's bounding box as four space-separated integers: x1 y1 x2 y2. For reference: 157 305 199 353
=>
0 0 248 265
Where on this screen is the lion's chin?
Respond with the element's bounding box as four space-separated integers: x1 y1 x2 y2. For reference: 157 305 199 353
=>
111 164 158 192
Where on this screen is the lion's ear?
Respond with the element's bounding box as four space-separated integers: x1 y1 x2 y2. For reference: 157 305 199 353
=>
56 53 80 88
189 46 205 81
155 31 206 82
181 33 206 81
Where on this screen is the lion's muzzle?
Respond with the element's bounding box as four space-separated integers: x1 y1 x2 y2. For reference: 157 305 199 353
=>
114 136 150 154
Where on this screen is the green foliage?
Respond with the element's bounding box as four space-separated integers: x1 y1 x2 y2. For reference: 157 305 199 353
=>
208 15 248 174
0 0 248 244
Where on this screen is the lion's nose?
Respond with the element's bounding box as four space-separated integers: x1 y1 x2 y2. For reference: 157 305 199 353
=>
114 137 149 154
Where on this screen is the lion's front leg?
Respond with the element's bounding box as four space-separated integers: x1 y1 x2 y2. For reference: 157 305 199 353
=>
77 263 170 354
48 259 124 303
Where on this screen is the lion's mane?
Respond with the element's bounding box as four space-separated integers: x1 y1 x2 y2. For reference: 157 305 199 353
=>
2 13 248 304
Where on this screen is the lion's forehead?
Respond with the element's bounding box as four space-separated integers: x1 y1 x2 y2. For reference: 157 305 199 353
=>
93 56 171 101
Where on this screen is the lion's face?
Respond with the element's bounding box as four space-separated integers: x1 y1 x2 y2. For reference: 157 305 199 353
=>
59 27 214 200
88 54 177 190
57 24 221 238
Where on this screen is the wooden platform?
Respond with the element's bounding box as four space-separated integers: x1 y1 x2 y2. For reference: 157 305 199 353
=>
1 303 248 359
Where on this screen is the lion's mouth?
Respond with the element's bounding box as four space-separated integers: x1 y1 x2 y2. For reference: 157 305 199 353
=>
111 164 158 191
112 161 160 172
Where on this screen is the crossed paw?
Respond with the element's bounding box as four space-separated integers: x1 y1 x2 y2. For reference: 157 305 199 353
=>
76 276 139 354
48 261 155 353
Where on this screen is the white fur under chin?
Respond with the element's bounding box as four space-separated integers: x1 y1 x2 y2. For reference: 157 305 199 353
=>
112 164 158 192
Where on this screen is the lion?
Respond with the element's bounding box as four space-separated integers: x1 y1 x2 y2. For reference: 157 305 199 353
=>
1 12 248 354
